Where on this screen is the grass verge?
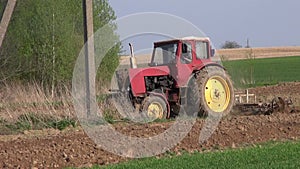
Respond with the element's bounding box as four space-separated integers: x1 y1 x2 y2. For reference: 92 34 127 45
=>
87 141 300 169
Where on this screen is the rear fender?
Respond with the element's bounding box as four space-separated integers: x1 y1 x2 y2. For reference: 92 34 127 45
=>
194 63 226 73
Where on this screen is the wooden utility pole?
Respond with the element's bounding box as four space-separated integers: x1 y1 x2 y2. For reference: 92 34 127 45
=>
0 0 17 47
82 0 95 117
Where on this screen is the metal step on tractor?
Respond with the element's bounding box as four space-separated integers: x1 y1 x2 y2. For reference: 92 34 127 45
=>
112 37 235 120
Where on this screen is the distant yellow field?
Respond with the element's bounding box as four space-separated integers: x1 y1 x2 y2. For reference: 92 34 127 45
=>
120 46 300 65
120 54 151 65
217 46 300 60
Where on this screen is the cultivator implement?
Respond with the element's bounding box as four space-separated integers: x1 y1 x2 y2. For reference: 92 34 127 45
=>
234 90 295 115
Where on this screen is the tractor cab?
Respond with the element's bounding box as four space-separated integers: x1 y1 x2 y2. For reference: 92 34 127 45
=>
149 37 215 68
148 37 215 86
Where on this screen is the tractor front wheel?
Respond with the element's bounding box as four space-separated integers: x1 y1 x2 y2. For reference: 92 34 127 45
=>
142 96 167 120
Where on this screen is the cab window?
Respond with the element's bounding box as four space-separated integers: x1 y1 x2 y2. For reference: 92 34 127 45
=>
152 43 178 65
181 42 192 64
196 41 209 59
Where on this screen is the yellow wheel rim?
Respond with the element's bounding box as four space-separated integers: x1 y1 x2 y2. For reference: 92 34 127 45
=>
205 76 231 113
147 102 164 119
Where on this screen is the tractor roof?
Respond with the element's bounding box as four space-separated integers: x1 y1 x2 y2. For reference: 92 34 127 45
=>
154 36 210 44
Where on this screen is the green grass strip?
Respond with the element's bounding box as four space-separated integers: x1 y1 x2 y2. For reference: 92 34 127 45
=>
222 56 300 88
86 141 300 169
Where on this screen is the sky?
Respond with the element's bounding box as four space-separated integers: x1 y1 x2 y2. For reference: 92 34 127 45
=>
108 0 300 50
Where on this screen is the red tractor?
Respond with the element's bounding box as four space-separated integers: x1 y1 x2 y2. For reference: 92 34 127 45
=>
116 37 234 120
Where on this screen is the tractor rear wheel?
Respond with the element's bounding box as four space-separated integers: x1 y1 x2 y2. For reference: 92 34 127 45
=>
142 96 167 120
196 66 234 116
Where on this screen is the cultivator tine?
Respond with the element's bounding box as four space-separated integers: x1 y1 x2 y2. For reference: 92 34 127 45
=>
271 97 286 112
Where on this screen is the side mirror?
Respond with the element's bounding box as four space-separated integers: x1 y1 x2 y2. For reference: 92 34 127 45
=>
211 49 216 57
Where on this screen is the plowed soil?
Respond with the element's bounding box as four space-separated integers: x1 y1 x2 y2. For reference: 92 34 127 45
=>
0 83 300 168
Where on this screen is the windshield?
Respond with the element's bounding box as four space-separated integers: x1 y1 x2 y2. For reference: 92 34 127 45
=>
152 43 178 65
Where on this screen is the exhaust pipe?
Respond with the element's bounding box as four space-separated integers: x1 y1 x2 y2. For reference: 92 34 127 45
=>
129 43 137 69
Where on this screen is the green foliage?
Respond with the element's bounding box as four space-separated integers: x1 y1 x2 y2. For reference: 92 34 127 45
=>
223 56 300 88
0 0 120 86
93 0 120 84
90 141 300 169
1 0 77 83
1 113 77 133
97 45 120 84
96 94 109 103
0 0 7 18
48 118 77 130
103 110 115 124
221 41 242 49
